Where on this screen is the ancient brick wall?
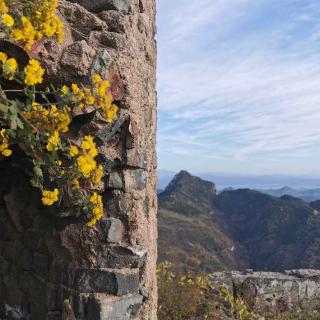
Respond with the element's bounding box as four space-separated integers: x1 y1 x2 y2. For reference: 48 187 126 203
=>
0 0 158 319
208 270 320 317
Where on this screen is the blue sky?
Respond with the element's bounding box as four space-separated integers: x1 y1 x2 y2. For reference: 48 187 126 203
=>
157 0 320 175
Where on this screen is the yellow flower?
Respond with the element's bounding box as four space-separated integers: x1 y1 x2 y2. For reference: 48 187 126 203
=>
97 80 110 97
105 104 118 122
2 57 18 80
77 136 98 177
56 160 62 166
0 128 12 157
0 1 8 14
24 59 45 85
11 17 41 51
77 90 85 100
5 58 17 73
56 108 71 133
61 85 68 94
90 192 102 205
0 52 7 63
42 20 55 37
72 178 80 189
10 28 24 42
85 95 95 105
92 164 104 187
2 148 12 157
69 145 79 157
1 13 13 27
49 104 59 118
92 73 101 84
42 188 59 206
77 153 96 178
100 80 110 88
81 136 98 158
71 83 80 94
81 136 93 150
86 192 103 227
46 130 60 152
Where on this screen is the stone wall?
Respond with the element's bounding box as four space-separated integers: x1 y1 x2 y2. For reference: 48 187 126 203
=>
0 0 157 319
208 270 320 316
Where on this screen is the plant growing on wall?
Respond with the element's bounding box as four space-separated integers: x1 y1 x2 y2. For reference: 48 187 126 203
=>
157 262 218 319
0 0 118 226
221 285 259 320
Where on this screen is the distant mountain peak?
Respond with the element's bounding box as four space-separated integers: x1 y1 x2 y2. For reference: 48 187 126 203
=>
162 170 217 196
159 171 217 216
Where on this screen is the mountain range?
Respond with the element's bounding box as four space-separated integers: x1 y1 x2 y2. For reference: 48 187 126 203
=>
158 171 320 273
260 186 320 202
158 170 320 201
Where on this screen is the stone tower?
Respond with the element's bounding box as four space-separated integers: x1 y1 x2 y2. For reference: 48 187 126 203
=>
0 0 158 319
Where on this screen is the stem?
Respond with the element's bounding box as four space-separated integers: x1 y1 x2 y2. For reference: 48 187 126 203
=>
2 89 24 93
2 89 52 94
17 110 44 135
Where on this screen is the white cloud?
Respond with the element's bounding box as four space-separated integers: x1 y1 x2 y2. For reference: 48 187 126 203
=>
157 0 320 174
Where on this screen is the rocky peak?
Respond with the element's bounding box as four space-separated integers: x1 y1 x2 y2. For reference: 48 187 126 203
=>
162 170 217 198
158 171 217 216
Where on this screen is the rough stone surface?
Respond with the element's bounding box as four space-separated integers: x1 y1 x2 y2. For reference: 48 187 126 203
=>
123 169 147 191
126 149 147 169
60 40 95 79
107 172 124 189
72 268 140 296
208 269 320 316
98 218 124 243
87 294 143 320
69 0 131 14
97 245 148 268
90 49 112 78
0 0 158 318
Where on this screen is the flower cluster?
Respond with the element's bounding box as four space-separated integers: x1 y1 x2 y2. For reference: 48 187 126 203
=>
0 0 118 227
42 188 59 206
0 52 46 86
0 52 17 80
24 59 45 85
0 129 12 157
61 74 119 123
0 0 63 52
22 103 71 135
76 136 98 177
0 53 114 225
36 0 64 42
87 192 103 227
46 130 60 152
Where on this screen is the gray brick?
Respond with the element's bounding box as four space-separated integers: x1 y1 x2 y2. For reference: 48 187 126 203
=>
72 268 139 296
87 294 143 320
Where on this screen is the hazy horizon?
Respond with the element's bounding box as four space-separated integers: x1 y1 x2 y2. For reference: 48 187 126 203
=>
158 169 320 191
157 0 320 176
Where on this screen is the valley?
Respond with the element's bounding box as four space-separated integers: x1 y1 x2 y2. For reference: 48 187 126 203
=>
158 171 320 272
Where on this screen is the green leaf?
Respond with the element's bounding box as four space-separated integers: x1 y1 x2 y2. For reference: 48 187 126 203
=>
9 103 17 115
239 308 249 320
16 116 24 129
7 129 16 140
33 166 43 178
0 102 8 113
9 116 17 130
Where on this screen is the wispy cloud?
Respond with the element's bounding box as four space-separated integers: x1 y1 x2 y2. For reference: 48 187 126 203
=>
157 0 320 175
